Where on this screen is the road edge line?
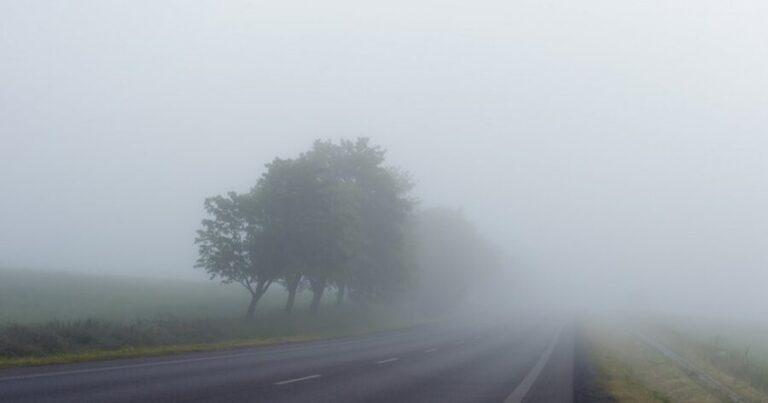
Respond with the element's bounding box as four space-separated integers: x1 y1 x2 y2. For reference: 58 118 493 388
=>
504 328 561 403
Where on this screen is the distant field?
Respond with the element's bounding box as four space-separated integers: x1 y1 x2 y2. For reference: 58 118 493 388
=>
0 268 293 324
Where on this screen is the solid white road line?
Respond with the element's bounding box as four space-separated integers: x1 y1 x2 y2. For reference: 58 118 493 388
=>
503 328 561 403
424 348 438 353
375 358 399 364
274 374 322 386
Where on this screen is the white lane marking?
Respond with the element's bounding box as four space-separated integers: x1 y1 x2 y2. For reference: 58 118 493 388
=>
274 374 322 386
375 357 399 364
424 348 438 353
504 328 562 403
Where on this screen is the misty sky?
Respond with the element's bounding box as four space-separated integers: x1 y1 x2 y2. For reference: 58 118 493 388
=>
2 1 768 317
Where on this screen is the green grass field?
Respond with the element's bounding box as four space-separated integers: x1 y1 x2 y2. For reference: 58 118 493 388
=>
0 268 422 367
0 268 293 324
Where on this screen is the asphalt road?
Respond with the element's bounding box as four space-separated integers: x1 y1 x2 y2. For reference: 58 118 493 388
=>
0 319 575 403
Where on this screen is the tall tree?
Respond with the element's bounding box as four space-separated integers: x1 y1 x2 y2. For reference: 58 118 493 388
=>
253 158 311 314
255 156 358 314
194 192 277 319
305 138 415 305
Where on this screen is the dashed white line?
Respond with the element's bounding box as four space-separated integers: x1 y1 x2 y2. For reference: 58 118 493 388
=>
274 374 322 386
375 358 399 364
424 348 438 353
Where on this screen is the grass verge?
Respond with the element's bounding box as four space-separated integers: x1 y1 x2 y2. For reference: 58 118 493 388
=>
646 320 768 402
0 308 431 369
587 321 721 403
0 324 411 369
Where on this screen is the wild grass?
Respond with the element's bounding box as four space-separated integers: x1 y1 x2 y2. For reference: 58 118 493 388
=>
647 317 768 397
0 268 422 368
0 307 418 368
586 322 721 403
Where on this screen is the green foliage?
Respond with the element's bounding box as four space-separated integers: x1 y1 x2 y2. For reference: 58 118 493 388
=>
302 138 415 303
195 138 417 315
195 192 279 317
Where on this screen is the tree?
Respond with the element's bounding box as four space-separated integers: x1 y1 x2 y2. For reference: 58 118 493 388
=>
250 158 305 314
254 156 358 314
298 141 360 312
314 138 415 304
195 137 417 317
194 192 277 319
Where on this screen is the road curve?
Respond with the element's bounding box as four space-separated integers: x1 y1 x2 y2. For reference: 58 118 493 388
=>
0 318 574 403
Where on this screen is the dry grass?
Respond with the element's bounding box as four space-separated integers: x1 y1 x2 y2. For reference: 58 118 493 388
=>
648 322 768 402
587 322 721 403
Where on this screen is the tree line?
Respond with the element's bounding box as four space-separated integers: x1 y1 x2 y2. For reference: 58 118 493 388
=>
195 139 414 318
195 138 506 318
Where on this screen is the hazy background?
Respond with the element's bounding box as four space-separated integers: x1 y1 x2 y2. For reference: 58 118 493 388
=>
2 1 767 319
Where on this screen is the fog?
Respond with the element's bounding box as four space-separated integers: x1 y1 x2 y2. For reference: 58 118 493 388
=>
2 1 768 320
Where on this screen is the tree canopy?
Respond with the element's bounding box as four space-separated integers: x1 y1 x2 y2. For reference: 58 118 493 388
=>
196 138 507 319
195 138 416 317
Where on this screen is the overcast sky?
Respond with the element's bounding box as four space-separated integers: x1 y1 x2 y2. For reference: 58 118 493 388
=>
2 1 767 318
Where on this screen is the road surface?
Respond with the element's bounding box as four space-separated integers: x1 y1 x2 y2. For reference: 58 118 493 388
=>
0 318 576 402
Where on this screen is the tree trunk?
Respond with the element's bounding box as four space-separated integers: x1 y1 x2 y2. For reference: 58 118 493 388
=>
284 275 301 314
335 283 345 307
245 279 271 319
309 278 326 315
245 293 259 319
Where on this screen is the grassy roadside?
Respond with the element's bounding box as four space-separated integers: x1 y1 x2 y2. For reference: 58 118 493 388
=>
0 312 433 369
0 320 420 369
0 269 438 370
647 321 768 402
586 322 721 403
